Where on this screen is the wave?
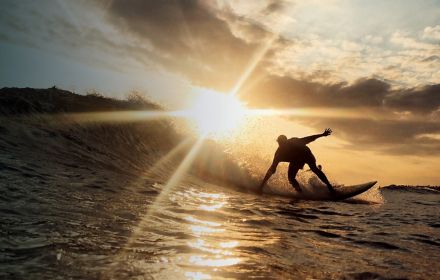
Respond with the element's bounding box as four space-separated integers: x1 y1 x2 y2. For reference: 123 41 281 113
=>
0 87 258 192
0 87 383 202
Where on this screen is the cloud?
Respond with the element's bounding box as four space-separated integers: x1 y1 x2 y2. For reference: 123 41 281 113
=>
423 25 440 41
384 84 440 114
7 0 437 89
301 117 440 155
268 31 440 86
390 31 437 50
242 76 391 108
97 0 278 91
0 0 158 73
244 72 440 118
363 35 383 45
242 74 440 155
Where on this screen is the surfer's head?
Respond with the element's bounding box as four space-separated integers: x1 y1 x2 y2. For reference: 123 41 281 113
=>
277 135 288 145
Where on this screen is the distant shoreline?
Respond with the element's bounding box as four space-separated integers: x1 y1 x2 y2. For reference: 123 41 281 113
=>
380 184 440 194
382 184 440 188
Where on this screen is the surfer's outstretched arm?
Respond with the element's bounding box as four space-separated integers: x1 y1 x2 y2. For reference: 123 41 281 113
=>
299 128 332 144
258 156 279 192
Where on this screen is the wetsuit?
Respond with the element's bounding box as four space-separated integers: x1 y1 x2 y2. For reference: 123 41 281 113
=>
270 137 317 185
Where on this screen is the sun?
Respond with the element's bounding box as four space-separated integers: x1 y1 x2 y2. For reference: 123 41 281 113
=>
185 89 247 139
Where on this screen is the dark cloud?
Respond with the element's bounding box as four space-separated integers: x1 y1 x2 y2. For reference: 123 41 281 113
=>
243 71 439 114
241 73 440 155
421 55 440 63
384 84 440 114
262 0 289 14
242 75 391 108
298 118 440 155
99 0 270 91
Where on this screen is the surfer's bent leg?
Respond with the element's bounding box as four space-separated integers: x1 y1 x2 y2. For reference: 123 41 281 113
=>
288 163 302 192
309 162 335 193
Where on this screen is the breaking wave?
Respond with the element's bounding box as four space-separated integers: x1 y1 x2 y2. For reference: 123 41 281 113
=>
0 87 259 193
0 87 387 202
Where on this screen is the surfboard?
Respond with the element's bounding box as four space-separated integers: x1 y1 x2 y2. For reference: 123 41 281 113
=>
295 181 377 201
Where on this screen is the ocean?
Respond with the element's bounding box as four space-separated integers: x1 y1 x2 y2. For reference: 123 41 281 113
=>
1 88 439 279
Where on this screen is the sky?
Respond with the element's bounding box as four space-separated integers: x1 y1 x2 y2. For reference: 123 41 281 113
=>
0 0 439 185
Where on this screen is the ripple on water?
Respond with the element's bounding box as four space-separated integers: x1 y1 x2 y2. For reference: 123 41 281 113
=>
412 238 440 247
351 240 403 251
342 271 409 280
313 230 342 239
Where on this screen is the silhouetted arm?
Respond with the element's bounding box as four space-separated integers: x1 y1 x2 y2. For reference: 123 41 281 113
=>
258 153 280 193
299 128 332 144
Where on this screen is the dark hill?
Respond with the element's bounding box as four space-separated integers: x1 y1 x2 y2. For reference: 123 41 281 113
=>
0 87 160 116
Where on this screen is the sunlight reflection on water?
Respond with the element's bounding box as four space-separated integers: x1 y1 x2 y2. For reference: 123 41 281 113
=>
185 271 212 280
190 225 225 235
189 255 241 267
184 216 221 227
183 189 242 279
199 202 225 211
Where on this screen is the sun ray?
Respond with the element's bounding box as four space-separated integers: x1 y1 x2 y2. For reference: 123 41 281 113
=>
109 136 205 255
229 13 293 97
143 135 206 218
243 107 435 122
111 138 193 203
244 108 362 119
104 136 206 277
55 0 86 37
60 110 186 124
229 33 279 97
144 138 193 179
55 0 113 39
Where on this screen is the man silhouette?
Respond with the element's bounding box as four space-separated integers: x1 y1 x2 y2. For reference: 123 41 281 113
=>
258 128 335 194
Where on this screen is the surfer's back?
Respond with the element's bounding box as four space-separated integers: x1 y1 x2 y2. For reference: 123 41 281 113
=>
275 138 311 162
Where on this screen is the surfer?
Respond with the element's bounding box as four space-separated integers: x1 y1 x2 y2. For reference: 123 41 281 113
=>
258 128 335 194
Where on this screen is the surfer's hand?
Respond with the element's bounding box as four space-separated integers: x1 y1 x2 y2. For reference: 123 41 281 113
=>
322 128 332 136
